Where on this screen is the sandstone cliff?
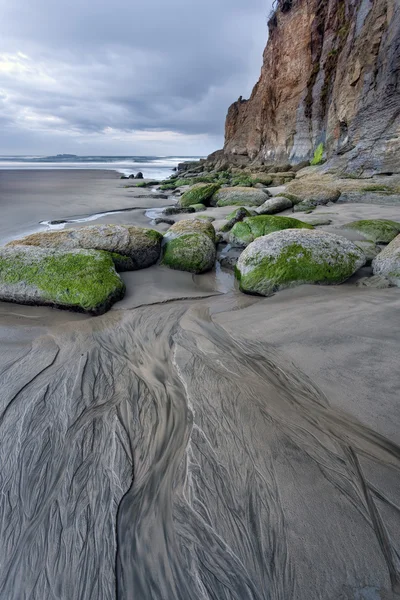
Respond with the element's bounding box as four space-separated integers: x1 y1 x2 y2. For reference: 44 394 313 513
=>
220 0 400 176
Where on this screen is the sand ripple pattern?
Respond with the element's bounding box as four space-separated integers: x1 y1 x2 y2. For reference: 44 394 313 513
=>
0 299 399 599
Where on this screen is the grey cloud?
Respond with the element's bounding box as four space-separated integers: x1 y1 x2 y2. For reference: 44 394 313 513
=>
0 0 272 154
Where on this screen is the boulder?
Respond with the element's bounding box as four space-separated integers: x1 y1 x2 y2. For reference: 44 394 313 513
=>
236 229 366 296
8 224 163 271
154 218 175 226
163 206 195 215
354 241 381 264
211 187 269 207
220 207 252 233
372 234 400 286
0 246 125 314
256 196 293 215
342 219 400 244
162 219 216 274
191 203 207 212
283 182 341 205
135 172 144 179
229 215 314 247
179 183 220 208
356 275 393 289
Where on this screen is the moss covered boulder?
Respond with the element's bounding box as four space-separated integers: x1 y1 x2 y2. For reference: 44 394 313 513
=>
229 215 314 247
179 183 220 208
0 246 125 314
372 234 400 286
236 229 366 296
8 224 162 270
341 219 400 244
162 219 216 274
211 187 268 207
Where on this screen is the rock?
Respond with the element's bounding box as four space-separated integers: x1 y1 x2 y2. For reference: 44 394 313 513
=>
128 174 135 179
229 215 314 247
179 183 220 208
293 201 317 213
0 246 125 314
372 234 400 286
191 203 207 212
222 0 400 175
353 241 381 264
196 215 215 222
356 275 393 289
120 175 128 179
154 218 175 226
220 207 252 233
236 229 366 296
342 220 400 244
256 196 293 215
303 217 333 226
251 174 273 186
162 219 216 274
211 187 268 207
135 172 144 179
163 206 196 215
285 182 341 205
8 224 163 271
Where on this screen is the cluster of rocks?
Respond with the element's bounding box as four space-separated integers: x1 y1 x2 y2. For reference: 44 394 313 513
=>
1 170 399 315
120 172 144 180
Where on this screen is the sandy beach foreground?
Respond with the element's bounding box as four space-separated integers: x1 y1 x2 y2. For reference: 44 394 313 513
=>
0 169 399 599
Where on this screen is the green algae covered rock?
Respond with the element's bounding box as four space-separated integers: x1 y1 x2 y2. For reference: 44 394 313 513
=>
211 187 268 207
179 183 220 208
0 246 125 314
342 219 400 244
8 224 163 271
229 215 314 247
372 234 400 286
236 229 366 296
220 207 253 233
226 207 254 220
162 219 216 274
191 203 207 212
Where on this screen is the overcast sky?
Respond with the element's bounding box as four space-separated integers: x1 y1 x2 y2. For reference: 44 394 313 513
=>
0 0 271 156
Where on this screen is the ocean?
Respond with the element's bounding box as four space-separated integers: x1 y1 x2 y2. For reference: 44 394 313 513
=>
0 155 203 180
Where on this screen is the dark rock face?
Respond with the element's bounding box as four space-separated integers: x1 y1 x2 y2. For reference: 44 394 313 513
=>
221 0 400 175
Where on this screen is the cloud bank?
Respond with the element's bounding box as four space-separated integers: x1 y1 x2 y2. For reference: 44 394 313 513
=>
0 0 271 155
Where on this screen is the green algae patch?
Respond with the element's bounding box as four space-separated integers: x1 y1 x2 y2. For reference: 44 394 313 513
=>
0 247 125 314
311 143 325 166
179 183 220 208
230 215 314 246
343 219 400 243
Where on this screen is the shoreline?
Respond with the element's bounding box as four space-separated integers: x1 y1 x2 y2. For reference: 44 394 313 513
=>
0 166 399 599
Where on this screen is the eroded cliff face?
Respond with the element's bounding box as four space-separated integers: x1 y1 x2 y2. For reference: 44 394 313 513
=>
222 0 400 175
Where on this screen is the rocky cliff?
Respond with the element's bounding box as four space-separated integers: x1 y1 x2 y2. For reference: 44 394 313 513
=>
220 0 400 176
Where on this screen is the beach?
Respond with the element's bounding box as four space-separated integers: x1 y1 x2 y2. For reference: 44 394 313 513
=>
0 168 400 599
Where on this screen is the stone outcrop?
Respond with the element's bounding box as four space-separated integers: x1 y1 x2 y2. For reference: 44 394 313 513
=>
219 0 400 176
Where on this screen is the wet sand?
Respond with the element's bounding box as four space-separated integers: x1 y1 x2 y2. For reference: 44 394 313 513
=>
0 170 399 599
